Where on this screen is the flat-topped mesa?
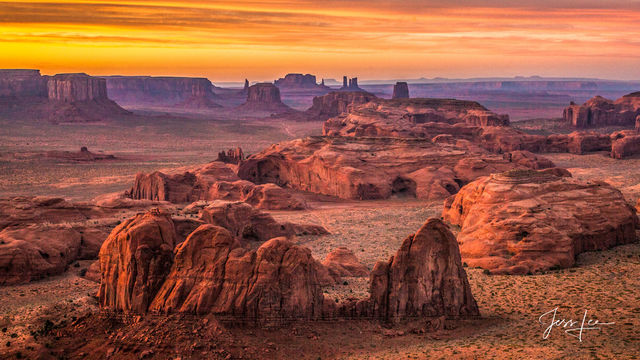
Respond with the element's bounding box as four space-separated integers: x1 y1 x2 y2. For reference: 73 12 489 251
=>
47 73 108 101
105 76 220 108
0 69 47 98
563 92 640 128
274 73 330 91
442 169 638 275
237 83 292 113
392 82 409 99
305 91 377 120
237 136 555 201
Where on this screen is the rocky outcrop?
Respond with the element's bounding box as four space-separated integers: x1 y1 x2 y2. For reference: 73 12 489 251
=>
610 130 640 159
216 147 244 164
323 98 510 136
340 76 364 91
274 73 330 91
392 82 409 99
366 219 479 322
199 201 327 242
563 92 640 128
0 69 47 98
45 147 116 161
237 83 291 113
502 150 554 169
105 76 220 108
238 136 549 201
148 227 327 322
305 91 377 120
0 196 114 285
98 211 177 313
322 247 368 279
128 162 306 210
442 169 638 274
47 73 108 102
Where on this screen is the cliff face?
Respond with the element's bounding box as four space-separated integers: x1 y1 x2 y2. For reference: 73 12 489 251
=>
46 73 108 102
0 69 47 98
305 91 377 120
392 82 410 99
563 92 640 128
274 73 329 91
105 76 219 108
236 83 291 113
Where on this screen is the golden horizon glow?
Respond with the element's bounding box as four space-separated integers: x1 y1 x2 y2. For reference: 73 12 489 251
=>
2 1 640 82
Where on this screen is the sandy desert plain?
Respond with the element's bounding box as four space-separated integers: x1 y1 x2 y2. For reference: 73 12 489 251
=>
0 69 639 360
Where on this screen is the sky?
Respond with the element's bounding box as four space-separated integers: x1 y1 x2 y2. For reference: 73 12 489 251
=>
1 0 640 82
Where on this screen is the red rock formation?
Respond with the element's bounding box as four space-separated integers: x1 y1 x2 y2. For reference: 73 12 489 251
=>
128 162 306 210
199 201 326 242
98 211 177 313
610 130 640 159
45 147 116 161
0 69 47 98
392 82 409 99
47 73 107 101
237 136 549 201
502 150 554 169
105 76 219 108
274 73 330 91
148 227 327 322
216 147 244 164
305 91 377 120
563 92 640 128
442 169 638 274
323 98 509 137
322 247 368 279
366 219 479 322
237 83 291 113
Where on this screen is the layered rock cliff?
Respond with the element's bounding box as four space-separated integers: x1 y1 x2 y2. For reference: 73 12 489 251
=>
105 76 220 108
563 92 640 128
236 83 292 113
274 73 330 91
392 82 409 99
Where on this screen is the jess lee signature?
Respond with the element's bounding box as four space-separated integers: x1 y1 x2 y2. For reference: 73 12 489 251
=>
539 307 615 342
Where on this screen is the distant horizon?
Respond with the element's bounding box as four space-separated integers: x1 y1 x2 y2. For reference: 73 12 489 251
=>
3 1 640 81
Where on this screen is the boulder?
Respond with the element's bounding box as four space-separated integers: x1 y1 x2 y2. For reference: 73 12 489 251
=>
98 211 177 313
149 228 327 322
392 82 409 99
199 201 326 242
322 247 369 279
442 169 638 274
367 219 479 322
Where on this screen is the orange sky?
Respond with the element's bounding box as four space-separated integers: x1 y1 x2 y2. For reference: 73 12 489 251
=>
2 0 640 81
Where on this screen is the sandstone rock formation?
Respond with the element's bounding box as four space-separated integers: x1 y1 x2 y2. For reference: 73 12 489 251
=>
563 92 640 128
128 161 306 210
274 73 330 91
105 76 220 109
340 76 364 91
322 247 368 279
0 196 112 285
237 83 292 113
442 169 638 274
305 91 377 120
367 219 479 322
148 227 327 322
610 130 640 159
392 82 409 99
45 147 116 161
323 98 510 136
216 147 244 164
238 136 551 201
98 211 177 313
1 70 129 122
199 201 327 242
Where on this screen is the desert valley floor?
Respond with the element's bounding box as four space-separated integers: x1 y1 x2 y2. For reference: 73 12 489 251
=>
0 114 639 359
